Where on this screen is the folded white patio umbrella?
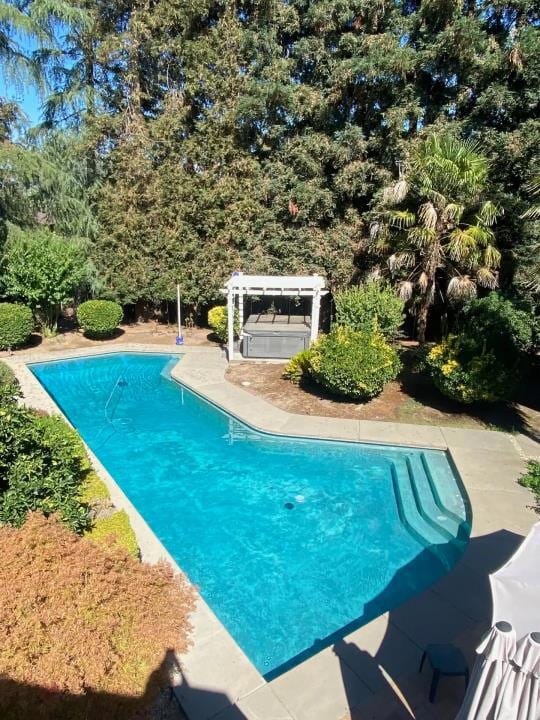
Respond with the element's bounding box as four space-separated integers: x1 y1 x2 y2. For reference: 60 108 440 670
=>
490 523 540 642
456 523 540 720
455 622 517 720
494 632 540 720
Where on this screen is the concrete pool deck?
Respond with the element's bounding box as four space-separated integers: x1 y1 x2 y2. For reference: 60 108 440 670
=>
3 343 539 720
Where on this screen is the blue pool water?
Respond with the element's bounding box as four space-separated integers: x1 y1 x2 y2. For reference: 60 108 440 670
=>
30 352 470 678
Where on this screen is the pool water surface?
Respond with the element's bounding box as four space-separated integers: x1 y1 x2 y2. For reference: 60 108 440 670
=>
30 352 470 678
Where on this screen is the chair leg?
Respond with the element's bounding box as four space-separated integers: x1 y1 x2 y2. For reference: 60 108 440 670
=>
429 670 440 703
419 650 426 673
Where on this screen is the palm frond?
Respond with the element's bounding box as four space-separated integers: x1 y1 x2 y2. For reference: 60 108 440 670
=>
407 225 436 247
385 209 415 229
476 200 502 227
447 276 477 301
419 201 437 229
398 280 414 301
476 267 498 289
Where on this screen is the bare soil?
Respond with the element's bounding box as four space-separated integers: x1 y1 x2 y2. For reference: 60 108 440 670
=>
0 322 214 358
226 350 540 439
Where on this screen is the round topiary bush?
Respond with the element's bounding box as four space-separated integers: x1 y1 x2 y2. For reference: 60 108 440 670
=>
0 302 34 350
309 325 401 400
77 300 123 338
426 333 515 403
207 305 240 343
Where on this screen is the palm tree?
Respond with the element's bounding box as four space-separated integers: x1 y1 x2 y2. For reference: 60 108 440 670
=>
368 134 502 342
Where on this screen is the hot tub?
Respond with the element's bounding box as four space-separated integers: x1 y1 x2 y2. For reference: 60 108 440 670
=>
241 314 311 359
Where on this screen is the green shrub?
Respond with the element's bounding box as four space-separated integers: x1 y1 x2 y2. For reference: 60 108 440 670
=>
0 302 34 350
0 361 21 406
0 409 90 532
309 325 401 400
0 512 194 720
86 509 139 557
2 226 90 333
459 293 535 363
334 282 404 340
77 299 123 338
208 305 240 342
519 460 540 512
426 334 515 403
80 471 110 503
283 349 313 385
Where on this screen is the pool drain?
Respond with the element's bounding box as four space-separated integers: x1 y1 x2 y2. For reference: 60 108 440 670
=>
284 502 294 510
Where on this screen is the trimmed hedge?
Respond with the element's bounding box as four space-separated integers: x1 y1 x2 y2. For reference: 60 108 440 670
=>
0 410 90 532
77 299 123 338
0 302 34 350
309 325 401 400
207 305 240 343
0 360 21 405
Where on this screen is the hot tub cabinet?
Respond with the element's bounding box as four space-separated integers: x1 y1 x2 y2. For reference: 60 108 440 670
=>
241 314 311 359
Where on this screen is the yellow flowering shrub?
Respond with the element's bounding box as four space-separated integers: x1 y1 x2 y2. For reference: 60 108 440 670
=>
309 325 401 399
427 334 515 403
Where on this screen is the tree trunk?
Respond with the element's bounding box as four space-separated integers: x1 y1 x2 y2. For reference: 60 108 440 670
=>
417 301 429 344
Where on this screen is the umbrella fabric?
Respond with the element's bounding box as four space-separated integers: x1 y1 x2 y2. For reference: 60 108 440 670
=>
456 622 517 720
490 523 540 641
494 632 540 720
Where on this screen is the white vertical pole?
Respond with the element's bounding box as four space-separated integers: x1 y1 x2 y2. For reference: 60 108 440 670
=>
310 289 321 343
227 286 235 361
176 283 182 335
238 290 244 338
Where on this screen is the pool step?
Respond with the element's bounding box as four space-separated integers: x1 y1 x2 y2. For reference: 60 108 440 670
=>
405 455 459 542
392 453 468 568
391 461 450 549
420 453 468 541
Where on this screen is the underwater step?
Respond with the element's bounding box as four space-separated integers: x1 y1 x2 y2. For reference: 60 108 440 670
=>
406 455 459 542
391 461 450 549
420 452 468 528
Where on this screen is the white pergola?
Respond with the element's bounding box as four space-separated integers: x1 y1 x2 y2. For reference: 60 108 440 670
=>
221 272 328 361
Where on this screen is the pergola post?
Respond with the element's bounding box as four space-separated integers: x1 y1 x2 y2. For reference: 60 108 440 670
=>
310 288 321 343
238 290 244 338
227 287 235 361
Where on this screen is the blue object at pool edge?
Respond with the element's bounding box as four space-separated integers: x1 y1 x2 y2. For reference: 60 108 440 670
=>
29 352 471 679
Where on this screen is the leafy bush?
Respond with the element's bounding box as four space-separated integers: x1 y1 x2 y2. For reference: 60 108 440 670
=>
309 325 401 399
2 226 90 333
77 299 123 338
334 282 404 340
0 302 34 349
0 360 21 405
426 334 515 403
208 305 240 342
86 509 139 557
459 293 535 362
283 349 312 385
0 410 90 532
519 460 540 512
0 512 195 720
80 471 110 503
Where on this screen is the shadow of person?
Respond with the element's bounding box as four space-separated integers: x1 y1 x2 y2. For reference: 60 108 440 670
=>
331 528 525 719
0 647 247 720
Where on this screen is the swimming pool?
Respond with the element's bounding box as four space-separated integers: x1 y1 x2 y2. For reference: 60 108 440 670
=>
30 352 471 679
